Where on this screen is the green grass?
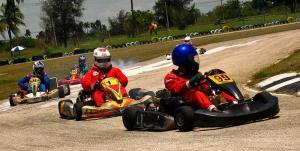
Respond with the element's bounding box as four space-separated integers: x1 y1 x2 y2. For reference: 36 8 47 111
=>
0 23 300 100
1 13 300 61
250 49 300 86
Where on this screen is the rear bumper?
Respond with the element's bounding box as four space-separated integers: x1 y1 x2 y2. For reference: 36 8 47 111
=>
58 79 81 85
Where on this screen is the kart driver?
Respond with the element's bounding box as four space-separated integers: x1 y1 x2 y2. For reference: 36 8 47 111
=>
81 48 128 107
164 44 219 112
74 55 89 77
183 36 193 46
18 61 50 93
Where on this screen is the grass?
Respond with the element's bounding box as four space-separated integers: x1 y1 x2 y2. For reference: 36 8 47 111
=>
1 12 300 61
249 49 300 86
0 23 300 100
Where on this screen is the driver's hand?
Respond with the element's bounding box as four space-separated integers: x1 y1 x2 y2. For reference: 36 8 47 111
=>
212 107 219 112
91 81 100 90
188 74 205 87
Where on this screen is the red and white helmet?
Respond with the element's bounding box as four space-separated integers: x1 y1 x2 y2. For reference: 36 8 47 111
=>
93 47 112 69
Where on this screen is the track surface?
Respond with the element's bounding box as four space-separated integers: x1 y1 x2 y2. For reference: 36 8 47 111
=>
1 30 300 151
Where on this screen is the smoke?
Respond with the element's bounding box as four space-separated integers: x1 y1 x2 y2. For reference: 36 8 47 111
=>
111 59 137 69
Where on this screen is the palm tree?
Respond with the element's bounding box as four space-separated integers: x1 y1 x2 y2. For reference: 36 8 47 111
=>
0 3 25 47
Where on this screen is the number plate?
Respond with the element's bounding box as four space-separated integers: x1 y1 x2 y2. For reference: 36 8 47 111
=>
208 73 234 84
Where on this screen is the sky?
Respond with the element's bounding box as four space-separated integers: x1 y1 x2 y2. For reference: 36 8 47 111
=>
0 0 240 37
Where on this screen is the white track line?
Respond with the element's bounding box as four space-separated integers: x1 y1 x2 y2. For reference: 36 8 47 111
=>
0 102 11 112
205 40 260 55
266 77 300 91
257 73 298 87
243 85 292 97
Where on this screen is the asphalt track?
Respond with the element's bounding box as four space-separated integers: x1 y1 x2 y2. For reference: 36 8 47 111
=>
0 29 300 151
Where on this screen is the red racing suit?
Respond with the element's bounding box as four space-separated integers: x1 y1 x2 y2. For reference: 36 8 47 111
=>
164 69 216 111
81 65 128 107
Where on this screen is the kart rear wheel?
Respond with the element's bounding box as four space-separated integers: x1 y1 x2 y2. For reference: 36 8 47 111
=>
122 107 143 131
65 84 71 96
73 102 84 121
9 95 16 106
58 86 65 98
175 106 194 131
58 99 73 119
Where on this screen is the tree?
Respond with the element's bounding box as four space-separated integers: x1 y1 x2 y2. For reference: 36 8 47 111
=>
252 0 269 12
41 0 85 47
0 2 25 47
83 22 90 34
108 9 155 36
153 0 200 30
25 29 31 37
108 10 129 36
133 10 155 34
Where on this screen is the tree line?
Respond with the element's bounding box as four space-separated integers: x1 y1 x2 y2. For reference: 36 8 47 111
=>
0 0 299 49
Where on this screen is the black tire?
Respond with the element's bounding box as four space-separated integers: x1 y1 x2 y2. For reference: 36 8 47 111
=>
122 107 142 131
58 86 65 98
58 99 73 119
73 101 84 121
144 91 155 97
175 106 194 131
9 95 16 106
253 91 272 104
129 88 142 100
65 84 71 96
129 88 155 100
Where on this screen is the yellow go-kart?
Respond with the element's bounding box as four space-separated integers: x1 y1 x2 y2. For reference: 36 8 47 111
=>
58 77 154 120
9 77 70 106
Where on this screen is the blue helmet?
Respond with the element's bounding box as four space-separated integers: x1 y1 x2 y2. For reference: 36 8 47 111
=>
172 44 199 72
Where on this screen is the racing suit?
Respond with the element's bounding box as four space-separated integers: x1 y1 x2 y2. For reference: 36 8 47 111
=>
75 64 89 77
18 74 50 93
164 68 216 111
81 65 128 107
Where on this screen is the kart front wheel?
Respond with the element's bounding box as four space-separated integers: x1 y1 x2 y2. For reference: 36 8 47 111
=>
122 107 142 131
253 91 272 104
58 86 65 98
73 102 84 121
9 95 16 106
175 106 194 132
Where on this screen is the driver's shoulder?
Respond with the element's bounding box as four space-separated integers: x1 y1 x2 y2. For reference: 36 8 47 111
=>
25 74 33 78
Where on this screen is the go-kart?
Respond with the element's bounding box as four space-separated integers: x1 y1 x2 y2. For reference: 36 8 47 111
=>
197 48 206 55
58 77 154 120
58 68 81 85
9 77 70 106
122 69 280 131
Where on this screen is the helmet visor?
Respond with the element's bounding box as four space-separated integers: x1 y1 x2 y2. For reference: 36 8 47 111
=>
34 67 44 75
95 57 111 63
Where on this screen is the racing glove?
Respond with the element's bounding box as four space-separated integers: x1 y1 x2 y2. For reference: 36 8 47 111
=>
90 81 100 91
187 74 205 87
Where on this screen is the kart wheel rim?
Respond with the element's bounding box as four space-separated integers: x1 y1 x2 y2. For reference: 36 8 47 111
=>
176 113 184 127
